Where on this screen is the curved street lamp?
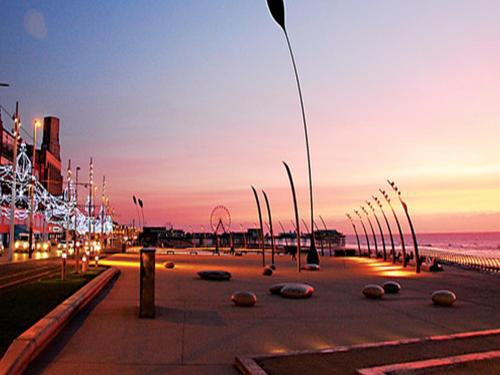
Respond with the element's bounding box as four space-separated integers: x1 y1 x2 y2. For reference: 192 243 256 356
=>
354 209 371 257
346 213 361 255
267 0 319 265
380 189 407 267
361 205 378 257
251 186 266 267
283 161 301 272
388 180 421 273
372 195 396 263
366 201 386 260
262 190 276 267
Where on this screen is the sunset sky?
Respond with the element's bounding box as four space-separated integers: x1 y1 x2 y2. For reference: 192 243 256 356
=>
1 0 500 234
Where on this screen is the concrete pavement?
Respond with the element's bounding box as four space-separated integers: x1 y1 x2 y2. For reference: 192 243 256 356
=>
25 253 500 374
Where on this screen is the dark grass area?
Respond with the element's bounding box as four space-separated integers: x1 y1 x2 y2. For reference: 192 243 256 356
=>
0 267 106 357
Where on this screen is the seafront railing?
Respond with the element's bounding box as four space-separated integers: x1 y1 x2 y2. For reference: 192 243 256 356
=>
419 248 500 274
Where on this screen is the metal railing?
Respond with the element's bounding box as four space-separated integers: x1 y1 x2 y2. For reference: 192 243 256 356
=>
420 248 500 274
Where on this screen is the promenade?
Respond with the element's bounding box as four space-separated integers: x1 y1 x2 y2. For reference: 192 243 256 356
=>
26 253 499 374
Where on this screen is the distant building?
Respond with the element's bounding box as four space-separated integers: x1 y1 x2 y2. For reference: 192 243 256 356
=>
39 117 63 196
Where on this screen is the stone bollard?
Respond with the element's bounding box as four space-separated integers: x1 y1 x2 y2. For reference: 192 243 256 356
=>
139 248 156 318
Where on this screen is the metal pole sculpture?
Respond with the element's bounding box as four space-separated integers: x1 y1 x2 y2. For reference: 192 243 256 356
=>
262 190 276 267
372 195 396 263
138 198 145 228
251 186 266 267
346 214 361 255
380 189 407 267
133 195 141 229
319 215 332 256
361 206 378 257
366 201 386 260
283 161 301 272
8 102 20 261
388 180 421 273
354 210 371 257
267 0 319 265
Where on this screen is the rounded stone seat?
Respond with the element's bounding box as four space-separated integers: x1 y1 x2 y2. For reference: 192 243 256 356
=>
301 264 320 271
432 290 456 306
231 291 257 307
382 281 401 294
269 283 288 295
262 266 274 276
362 284 384 299
280 283 314 299
198 270 232 281
164 262 175 269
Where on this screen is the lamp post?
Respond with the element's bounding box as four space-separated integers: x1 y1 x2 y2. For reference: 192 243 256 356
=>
7 102 20 262
74 166 81 273
251 186 265 267
366 201 386 260
361 205 378 257
28 119 41 259
346 214 361 255
267 0 319 265
262 190 276 267
64 160 72 268
354 210 371 257
388 180 421 273
380 189 407 267
372 195 396 263
283 161 301 272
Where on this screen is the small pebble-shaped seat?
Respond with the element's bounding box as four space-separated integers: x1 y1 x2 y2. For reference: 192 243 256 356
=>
432 290 456 306
362 284 385 299
382 281 401 294
262 266 274 276
302 264 320 271
164 262 175 269
198 270 232 281
269 283 288 295
231 291 257 307
280 283 314 299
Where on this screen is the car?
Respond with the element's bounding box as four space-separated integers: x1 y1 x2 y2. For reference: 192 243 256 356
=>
15 233 30 253
35 240 51 252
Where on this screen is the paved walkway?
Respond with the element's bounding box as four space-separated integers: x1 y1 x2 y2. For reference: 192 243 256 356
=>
26 253 499 374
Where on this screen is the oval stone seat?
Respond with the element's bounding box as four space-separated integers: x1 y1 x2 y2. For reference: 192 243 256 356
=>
231 291 257 307
362 284 384 299
301 263 320 271
432 290 456 306
198 270 232 281
263 266 274 276
164 262 175 269
280 283 314 299
269 283 287 295
382 281 401 294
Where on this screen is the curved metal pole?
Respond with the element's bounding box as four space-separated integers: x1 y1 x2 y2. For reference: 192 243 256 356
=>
380 189 407 267
262 190 276 267
346 214 361 256
251 186 265 267
319 215 331 256
388 180 421 273
367 201 386 260
361 206 378 257
354 210 371 257
283 161 301 272
373 196 395 263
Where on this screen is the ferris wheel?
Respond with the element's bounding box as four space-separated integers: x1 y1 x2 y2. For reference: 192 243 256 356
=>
210 205 231 234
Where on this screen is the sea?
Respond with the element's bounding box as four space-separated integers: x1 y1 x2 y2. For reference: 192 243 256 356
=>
345 232 500 258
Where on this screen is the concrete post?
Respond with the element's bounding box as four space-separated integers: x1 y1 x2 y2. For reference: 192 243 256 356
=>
139 247 155 318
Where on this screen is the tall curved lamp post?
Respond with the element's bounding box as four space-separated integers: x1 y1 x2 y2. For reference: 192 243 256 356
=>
346 214 361 255
262 190 276 267
132 195 141 229
379 189 407 267
366 201 386 260
283 161 301 272
251 186 266 267
354 210 371 257
361 206 378 257
388 180 421 273
267 0 319 265
372 195 396 263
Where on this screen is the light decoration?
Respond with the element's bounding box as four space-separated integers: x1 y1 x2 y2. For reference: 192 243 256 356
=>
0 144 113 234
